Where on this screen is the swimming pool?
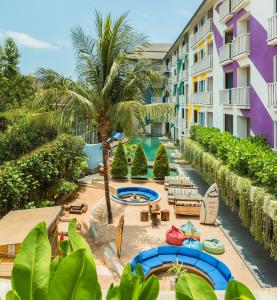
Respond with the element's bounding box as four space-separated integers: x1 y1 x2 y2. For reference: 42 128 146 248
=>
128 137 175 163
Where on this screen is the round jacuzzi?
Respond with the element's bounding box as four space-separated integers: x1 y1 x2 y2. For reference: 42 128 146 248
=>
111 187 161 205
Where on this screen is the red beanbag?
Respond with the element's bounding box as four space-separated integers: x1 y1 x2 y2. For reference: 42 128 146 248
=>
166 226 185 246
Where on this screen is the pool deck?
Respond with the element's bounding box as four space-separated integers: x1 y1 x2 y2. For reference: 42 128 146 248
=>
59 179 261 292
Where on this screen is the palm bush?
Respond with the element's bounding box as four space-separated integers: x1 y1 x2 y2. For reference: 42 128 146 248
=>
35 12 174 224
111 142 128 178
131 144 148 177
153 144 170 179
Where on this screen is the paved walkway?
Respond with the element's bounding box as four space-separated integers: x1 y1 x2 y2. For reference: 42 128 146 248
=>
183 165 277 288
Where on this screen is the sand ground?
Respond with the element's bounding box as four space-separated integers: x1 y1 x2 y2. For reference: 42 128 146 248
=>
58 180 260 291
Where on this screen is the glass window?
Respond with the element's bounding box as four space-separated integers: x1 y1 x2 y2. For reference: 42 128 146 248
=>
199 80 205 92
199 112 205 126
199 49 205 60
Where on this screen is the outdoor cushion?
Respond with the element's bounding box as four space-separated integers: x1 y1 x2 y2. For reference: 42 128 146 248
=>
199 252 218 268
130 255 140 270
214 282 228 291
217 261 232 281
183 238 203 251
140 264 151 276
141 256 163 270
166 226 185 246
202 238 225 255
158 245 178 255
177 255 198 266
158 254 178 264
207 269 227 287
195 260 216 273
178 247 200 258
139 247 158 261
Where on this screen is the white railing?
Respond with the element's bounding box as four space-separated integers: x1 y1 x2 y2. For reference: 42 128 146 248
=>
219 43 232 63
232 33 250 58
220 87 250 106
178 95 185 104
191 55 213 75
268 82 277 107
181 68 189 80
231 0 247 12
268 14 277 43
171 96 178 103
191 92 213 105
151 97 164 104
219 0 231 21
190 19 213 47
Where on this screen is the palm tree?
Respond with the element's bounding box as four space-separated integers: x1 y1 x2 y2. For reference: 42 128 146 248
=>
35 12 174 224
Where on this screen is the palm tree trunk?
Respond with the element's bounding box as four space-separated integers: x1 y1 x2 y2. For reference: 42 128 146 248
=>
101 129 113 224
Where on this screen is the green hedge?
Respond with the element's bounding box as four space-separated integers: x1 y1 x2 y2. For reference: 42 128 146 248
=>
0 110 57 164
190 126 277 196
183 137 277 259
0 134 86 216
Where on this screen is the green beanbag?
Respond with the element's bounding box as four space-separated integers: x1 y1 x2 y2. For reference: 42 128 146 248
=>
202 238 225 255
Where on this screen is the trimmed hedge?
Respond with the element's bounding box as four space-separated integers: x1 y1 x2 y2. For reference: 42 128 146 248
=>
0 134 86 216
153 144 170 179
183 137 277 259
190 126 277 196
131 144 148 177
111 142 128 178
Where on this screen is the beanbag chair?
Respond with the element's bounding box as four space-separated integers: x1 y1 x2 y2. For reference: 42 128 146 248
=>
180 221 201 240
166 225 185 246
202 238 225 255
183 237 203 251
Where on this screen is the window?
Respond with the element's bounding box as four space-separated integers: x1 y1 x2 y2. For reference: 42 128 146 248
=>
199 16 205 28
182 85 185 95
182 108 185 119
274 56 277 81
275 0 277 13
194 82 198 93
199 49 205 60
225 72 233 89
182 62 185 70
174 69 177 76
225 31 233 44
194 110 198 123
199 80 205 92
199 112 205 126
194 25 198 33
194 53 198 63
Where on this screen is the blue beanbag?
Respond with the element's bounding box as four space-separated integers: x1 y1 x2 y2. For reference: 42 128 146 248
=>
183 238 203 251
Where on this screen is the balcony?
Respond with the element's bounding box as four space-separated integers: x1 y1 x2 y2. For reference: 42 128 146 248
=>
231 0 249 13
219 43 233 65
151 97 164 104
190 19 213 48
268 14 277 45
268 82 277 109
191 92 213 106
191 55 213 76
180 68 189 80
220 87 250 108
219 0 232 23
232 33 250 60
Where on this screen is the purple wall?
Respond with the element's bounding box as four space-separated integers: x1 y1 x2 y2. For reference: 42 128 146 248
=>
213 8 275 146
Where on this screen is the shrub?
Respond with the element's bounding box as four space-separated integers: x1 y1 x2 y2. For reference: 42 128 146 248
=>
189 125 277 195
111 142 128 178
131 144 148 177
153 144 170 179
0 134 85 216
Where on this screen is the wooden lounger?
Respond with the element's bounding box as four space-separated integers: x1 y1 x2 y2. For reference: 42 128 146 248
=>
174 198 203 216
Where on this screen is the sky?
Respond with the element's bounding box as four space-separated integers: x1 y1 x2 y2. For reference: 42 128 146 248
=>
0 0 202 77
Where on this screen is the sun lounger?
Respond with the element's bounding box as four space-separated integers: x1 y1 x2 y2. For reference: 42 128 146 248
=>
168 187 200 204
164 176 194 190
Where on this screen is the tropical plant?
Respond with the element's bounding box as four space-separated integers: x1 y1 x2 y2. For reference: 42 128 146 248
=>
35 12 174 224
167 262 187 279
153 144 170 179
131 144 148 177
111 142 128 178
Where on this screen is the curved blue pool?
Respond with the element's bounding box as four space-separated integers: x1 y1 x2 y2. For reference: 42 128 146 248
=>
111 187 160 205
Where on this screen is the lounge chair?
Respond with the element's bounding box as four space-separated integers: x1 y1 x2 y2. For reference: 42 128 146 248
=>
164 176 194 190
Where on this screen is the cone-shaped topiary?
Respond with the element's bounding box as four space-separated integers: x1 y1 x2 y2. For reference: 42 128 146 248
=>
131 144 148 177
153 144 170 179
111 142 128 178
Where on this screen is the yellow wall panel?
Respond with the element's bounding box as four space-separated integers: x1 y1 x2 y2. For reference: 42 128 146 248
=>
198 41 205 50
200 73 207 80
207 35 213 44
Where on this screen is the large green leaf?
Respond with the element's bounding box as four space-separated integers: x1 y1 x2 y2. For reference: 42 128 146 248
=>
117 264 138 300
135 264 145 284
176 273 217 300
225 280 256 300
11 222 51 300
49 256 63 285
59 240 70 256
106 284 118 300
5 290 21 300
138 276 159 300
48 248 101 300
68 219 78 252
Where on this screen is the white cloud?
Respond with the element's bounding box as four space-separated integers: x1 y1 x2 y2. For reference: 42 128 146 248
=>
1 30 56 49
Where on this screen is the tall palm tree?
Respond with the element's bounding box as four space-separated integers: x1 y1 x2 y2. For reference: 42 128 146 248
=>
35 12 174 224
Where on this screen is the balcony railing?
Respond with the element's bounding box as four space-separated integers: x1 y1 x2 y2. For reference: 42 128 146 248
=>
268 14 277 45
268 82 277 108
151 97 164 104
181 68 189 80
231 0 249 12
220 87 250 107
219 43 233 64
191 92 213 105
232 33 250 58
219 0 231 22
191 55 213 75
190 19 213 47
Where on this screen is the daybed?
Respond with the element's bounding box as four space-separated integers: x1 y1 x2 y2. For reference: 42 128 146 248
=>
130 245 234 290
164 176 194 190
